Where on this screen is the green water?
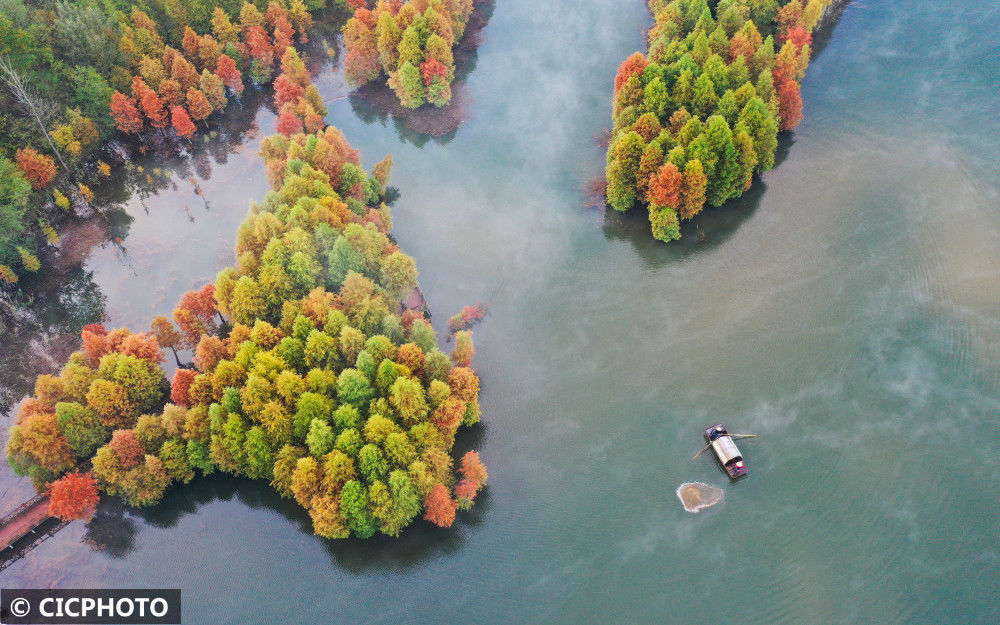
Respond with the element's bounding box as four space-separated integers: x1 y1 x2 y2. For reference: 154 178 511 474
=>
3 1 1000 623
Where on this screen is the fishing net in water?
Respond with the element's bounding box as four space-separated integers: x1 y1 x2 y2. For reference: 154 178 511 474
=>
676 482 724 513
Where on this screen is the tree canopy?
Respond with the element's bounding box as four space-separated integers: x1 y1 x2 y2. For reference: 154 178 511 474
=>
605 0 828 241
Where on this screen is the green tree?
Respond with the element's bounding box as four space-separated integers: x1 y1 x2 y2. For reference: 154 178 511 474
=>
55 402 107 458
389 376 429 425
642 76 669 119
337 368 375 411
408 319 437 353
306 418 335 457
736 96 778 171
606 130 646 212
293 392 333 439
393 61 426 109
327 236 365 288
691 73 719 119
0 157 30 266
358 443 389 483
335 428 363 457
339 479 377 538
380 251 418 299
159 439 194 483
375 11 402 72
245 426 273 479
703 115 740 206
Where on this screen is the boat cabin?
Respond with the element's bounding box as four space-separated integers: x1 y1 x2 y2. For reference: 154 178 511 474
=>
705 424 747 478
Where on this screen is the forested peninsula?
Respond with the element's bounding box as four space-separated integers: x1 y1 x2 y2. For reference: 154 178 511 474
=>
7 46 488 539
0 0 348 286
606 0 836 241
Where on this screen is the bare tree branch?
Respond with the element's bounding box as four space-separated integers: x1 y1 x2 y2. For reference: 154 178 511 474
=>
0 55 68 171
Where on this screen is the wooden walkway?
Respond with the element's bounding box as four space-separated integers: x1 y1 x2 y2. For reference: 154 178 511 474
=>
0 493 64 572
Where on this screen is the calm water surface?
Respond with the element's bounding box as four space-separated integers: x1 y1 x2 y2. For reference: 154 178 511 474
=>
3 1 1000 623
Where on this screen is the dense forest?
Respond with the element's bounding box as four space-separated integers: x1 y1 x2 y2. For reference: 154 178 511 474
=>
605 0 833 241
7 49 488 539
0 0 347 287
342 0 477 108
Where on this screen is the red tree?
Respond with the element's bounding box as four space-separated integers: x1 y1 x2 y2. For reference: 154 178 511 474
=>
273 16 295 53
193 335 227 371
459 451 488 488
776 77 803 131
783 25 813 49
163 46 182 75
454 478 478 506
647 162 682 207
80 324 109 365
15 148 57 189
423 483 457 527
275 104 303 136
131 75 153 99
303 108 324 133
140 89 168 128
246 25 273 60
728 32 755 63
173 283 218 347
171 106 196 138
170 368 197 406
776 0 804 35
120 332 164 363
614 52 648 93
273 74 304 108
110 91 143 133
216 54 244 94
419 58 448 86
48 471 100 521
82 322 107 335
109 430 144 469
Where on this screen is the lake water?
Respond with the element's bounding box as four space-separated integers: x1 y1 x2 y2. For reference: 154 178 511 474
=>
3 1 1000 623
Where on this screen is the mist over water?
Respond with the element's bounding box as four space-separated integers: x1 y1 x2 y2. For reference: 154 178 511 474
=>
3 1 1000 623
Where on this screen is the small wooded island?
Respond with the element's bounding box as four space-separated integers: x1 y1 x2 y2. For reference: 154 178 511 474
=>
606 0 835 241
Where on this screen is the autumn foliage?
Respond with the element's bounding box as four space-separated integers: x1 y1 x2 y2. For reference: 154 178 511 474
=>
606 0 830 241
8 53 488 539
776 76 804 131
111 2 317 139
15 148 57 189
170 369 197 406
111 92 144 134
48 471 100 521
342 0 475 108
171 106 196 138
423 483 457 527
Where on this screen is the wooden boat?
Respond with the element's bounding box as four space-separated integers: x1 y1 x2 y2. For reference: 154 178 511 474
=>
704 424 747 479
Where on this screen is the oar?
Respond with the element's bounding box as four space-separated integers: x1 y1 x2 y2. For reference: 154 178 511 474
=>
692 434 758 461
690 444 712 461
